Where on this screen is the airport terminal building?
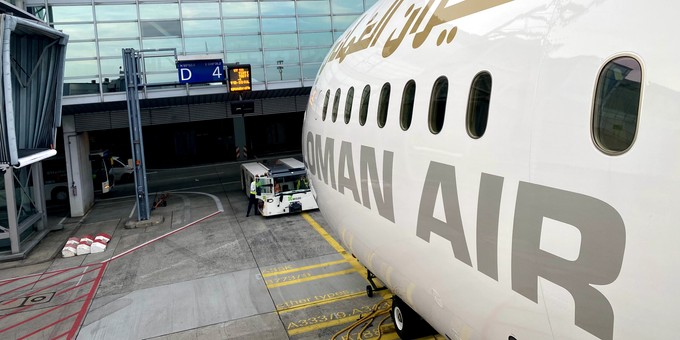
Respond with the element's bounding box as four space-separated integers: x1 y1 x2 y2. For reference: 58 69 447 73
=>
0 1 377 257
21 0 376 166
26 0 375 209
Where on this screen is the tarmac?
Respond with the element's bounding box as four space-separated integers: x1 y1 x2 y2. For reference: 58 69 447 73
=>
0 185 407 340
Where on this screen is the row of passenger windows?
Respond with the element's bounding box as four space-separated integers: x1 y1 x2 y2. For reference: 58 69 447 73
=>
321 72 493 138
319 56 642 155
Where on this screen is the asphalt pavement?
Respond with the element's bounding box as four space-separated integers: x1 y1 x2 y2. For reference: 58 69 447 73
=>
0 160 406 339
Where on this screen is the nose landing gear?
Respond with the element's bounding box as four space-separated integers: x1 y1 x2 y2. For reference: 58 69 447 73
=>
365 269 388 298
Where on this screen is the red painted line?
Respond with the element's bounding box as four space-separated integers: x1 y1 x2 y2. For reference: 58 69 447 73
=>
0 267 80 299
106 211 222 262
51 330 69 339
54 278 97 298
0 265 101 308
0 292 88 335
0 209 222 339
18 311 79 340
0 277 24 286
67 212 221 338
0 274 41 285
0 277 98 323
0 266 85 285
66 262 108 339
0 298 18 307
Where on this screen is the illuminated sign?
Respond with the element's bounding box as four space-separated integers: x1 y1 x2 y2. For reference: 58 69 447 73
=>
228 64 252 92
176 59 224 84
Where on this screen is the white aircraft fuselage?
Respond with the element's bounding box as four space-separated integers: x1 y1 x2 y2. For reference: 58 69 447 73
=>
302 0 680 339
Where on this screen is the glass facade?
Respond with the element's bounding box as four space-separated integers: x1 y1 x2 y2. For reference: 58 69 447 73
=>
24 0 379 97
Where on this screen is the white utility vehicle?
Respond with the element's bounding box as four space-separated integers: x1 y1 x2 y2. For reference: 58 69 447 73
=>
240 158 317 216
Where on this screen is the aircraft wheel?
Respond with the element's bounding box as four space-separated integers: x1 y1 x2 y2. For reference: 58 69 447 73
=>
366 285 373 298
391 296 417 339
391 296 434 339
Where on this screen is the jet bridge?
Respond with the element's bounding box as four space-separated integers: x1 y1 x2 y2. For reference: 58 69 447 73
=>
0 13 68 259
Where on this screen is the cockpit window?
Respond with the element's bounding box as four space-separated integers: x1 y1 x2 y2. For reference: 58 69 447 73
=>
345 87 354 124
401 80 415 131
429 76 448 134
466 72 492 138
359 85 370 126
322 89 330 121
332 88 341 122
592 56 642 154
378 83 390 128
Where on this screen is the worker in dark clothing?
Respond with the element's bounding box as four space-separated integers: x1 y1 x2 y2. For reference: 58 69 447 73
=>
246 175 259 217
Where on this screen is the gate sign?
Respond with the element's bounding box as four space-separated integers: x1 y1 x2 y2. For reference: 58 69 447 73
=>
176 59 224 84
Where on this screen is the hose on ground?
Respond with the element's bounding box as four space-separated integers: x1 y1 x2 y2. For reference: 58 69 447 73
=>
331 299 392 340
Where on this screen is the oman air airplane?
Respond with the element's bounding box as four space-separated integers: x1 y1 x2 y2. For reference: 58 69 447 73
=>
302 0 680 339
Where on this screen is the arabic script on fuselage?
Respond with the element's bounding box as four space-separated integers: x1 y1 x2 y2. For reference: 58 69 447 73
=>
324 0 513 65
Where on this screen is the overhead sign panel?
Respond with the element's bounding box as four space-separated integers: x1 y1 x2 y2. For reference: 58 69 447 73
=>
176 59 224 84
227 64 252 92
231 101 255 115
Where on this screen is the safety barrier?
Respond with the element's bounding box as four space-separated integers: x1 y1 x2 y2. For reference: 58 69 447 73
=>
62 232 111 257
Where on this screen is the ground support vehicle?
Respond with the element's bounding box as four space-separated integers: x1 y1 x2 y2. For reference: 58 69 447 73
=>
240 158 317 216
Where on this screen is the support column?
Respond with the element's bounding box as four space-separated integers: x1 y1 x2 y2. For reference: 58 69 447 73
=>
31 162 47 231
62 115 94 217
5 169 18 253
233 115 247 160
123 48 150 221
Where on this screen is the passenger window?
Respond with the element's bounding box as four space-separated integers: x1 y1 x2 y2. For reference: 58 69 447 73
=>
332 88 341 122
377 83 390 128
466 72 492 138
401 80 415 131
344 87 354 124
322 89 330 121
359 85 370 126
593 56 642 154
429 76 448 134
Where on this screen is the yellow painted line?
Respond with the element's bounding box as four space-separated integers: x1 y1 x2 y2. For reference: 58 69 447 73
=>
262 259 349 277
266 268 357 289
287 315 359 336
301 213 365 273
425 335 448 340
379 332 401 340
302 213 350 255
301 213 392 299
287 306 400 337
277 291 366 314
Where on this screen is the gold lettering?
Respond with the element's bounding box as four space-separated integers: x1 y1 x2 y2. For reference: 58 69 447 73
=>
335 11 372 62
369 0 405 48
382 4 421 57
343 13 380 57
332 0 406 63
410 0 437 34
413 0 513 48
321 0 513 70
